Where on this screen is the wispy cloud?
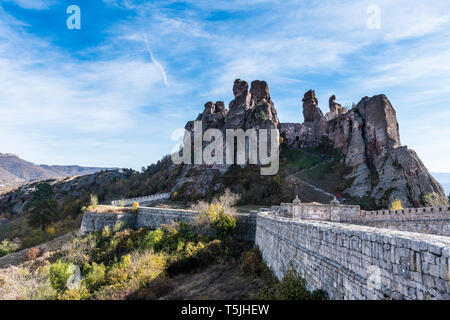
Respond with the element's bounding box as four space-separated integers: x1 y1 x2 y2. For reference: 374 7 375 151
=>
1 0 450 172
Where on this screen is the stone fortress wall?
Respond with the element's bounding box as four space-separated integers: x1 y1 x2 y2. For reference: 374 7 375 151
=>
81 206 256 242
110 193 171 206
272 198 450 237
255 212 450 299
80 196 450 299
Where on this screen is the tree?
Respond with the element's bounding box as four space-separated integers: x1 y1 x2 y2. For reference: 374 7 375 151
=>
421 192 449 207
24 182 59 229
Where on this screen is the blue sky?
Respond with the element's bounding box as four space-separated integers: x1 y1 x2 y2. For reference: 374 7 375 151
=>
0 0 449 172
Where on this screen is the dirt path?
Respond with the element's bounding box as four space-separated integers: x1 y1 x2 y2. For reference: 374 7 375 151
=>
287 174 334 198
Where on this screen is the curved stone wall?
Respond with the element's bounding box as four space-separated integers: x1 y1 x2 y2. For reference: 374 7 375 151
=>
79 205 450 299
255 213 450 300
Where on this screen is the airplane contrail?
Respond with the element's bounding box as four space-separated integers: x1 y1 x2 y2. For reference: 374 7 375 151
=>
142 35 169 87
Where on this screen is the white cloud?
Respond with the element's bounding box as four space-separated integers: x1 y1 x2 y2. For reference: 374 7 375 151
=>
0 6 179 168
1 0 450 172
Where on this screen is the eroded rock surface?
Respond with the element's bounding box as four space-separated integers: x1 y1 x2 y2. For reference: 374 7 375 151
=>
281 91 444 207
177 79 445 207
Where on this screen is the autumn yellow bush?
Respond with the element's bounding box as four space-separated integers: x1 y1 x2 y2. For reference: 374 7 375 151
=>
390 198 403 210
46 226 55 236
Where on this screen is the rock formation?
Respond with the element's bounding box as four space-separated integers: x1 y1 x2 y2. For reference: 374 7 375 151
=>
177 79 445 207
328 95 347 116
186 79 279 133
302 90 323 122
281 91 444 207
225 79 279 130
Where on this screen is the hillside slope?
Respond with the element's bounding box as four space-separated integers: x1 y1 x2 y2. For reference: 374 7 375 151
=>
0 153 114 193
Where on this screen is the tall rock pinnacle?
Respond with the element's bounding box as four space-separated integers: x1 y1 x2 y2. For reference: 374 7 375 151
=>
302 90 324 122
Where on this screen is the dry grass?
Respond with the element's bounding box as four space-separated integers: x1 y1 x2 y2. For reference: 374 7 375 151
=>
159 257 269 300
0 264 57 300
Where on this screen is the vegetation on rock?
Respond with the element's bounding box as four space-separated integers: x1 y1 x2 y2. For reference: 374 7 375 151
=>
390 198 403 210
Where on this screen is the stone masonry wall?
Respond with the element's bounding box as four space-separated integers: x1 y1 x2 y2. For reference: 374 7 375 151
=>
111 193 171 206
255 213 450 300
359 220 450 237
273 203 450 237
81 207 256 241
346 206 450 237
137 207 256 241
80 211 137 236
80 205 450 299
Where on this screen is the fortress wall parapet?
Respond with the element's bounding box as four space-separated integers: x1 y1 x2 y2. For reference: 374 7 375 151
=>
270 203 450 237
354 207 450 222
111 193 171 206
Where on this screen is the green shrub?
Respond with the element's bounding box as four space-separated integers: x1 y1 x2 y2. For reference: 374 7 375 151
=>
254 267 328 300
241 248 264 276
0 239 21 257
49 260 75 291
213 213 236 239
196 203 236 239
310 289 328 300
58 283 91 300
84 262 106 290
277 268 311 300
421 192 449 207
141 229 164 250
106 254 131 285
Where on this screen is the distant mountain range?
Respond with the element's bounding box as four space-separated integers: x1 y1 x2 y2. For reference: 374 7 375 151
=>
0 153 116 193
431 172 450 196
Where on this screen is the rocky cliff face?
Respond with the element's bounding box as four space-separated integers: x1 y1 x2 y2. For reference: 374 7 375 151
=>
179 79 280 199
176 79 445 207
281 91 444 207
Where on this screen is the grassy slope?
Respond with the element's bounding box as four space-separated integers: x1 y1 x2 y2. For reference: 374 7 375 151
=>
0 226 273 300
214 143 355 206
